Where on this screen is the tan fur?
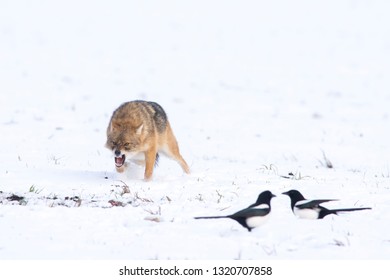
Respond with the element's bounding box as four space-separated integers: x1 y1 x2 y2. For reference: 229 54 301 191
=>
105 100 190 180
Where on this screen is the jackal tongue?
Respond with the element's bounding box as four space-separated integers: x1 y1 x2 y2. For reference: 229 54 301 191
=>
115 154 125 167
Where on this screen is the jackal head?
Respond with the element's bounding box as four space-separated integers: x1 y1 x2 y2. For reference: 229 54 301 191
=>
105 121 144 168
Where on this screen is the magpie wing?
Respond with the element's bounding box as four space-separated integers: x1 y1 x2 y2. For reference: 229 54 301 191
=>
230 207 270 218
295 199 337 209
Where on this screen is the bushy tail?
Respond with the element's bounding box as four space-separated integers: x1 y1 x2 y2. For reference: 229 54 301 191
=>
154 153 160 167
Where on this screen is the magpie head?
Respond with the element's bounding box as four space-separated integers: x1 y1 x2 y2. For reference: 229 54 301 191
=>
251 190 276 207
282 189 306 206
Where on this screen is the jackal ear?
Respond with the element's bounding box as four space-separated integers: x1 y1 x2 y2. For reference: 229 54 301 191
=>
110 121 121 132
136 124 143 135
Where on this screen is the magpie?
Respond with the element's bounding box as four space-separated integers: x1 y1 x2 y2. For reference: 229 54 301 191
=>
282 189 372 219
194 190 276 232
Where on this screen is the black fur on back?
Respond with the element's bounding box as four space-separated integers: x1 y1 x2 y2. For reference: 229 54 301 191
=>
147 101 167 133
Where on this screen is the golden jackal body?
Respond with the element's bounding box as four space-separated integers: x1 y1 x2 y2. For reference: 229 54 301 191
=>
105 100 190 180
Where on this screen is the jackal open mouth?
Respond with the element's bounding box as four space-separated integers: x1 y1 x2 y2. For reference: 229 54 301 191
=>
115 154 126 167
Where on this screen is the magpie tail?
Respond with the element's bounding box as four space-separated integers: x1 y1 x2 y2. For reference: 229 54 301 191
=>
331 207 372 214
194 216 227 219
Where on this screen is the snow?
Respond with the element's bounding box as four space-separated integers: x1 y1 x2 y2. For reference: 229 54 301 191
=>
0 0 390 260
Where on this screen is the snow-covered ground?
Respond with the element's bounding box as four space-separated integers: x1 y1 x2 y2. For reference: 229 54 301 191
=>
0 0 389 260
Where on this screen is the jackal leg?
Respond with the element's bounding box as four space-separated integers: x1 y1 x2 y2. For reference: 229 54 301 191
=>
164 126 190 174
144 149 157 180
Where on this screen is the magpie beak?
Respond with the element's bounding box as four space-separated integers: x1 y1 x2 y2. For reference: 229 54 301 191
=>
194 190 276 232
282 189 372 219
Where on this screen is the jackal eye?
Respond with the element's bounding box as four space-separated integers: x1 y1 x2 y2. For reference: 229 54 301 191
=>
111 141 117 147
124 142 137 150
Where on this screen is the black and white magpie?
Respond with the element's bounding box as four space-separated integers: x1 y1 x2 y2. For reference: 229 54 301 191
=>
194 190 276 232
282 189 372 219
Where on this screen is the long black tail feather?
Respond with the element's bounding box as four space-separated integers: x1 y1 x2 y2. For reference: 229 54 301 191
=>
332 207 372 214
194 216 228 219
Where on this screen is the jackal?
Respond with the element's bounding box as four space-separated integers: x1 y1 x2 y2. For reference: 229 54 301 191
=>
105 100 190 180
